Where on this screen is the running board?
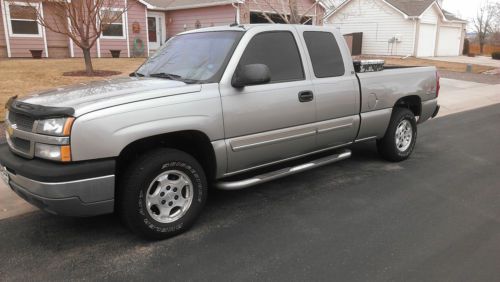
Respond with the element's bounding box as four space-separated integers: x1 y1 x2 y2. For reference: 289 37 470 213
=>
215 149 352 190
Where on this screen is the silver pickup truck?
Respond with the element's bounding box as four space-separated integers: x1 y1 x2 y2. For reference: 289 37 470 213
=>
0 24 439 239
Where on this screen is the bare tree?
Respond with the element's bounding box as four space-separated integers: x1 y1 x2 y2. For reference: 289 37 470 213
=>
248 0 322 24
473 1 496 54
24 0 129 75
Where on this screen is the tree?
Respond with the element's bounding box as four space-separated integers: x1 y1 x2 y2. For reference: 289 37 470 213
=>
25 0 129 75
248 0 324 25
473 1 497 54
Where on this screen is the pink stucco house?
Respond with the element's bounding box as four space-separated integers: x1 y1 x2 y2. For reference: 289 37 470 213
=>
0 0 325 59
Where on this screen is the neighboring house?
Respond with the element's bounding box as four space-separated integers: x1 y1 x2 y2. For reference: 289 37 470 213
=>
325 0 467 57
0 0 325 58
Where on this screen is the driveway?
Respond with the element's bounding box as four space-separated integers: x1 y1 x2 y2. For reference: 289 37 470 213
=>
424 56 500 68
1 103 500 281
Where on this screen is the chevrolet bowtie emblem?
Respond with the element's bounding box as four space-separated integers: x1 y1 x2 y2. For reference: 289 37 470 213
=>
6 124 15 136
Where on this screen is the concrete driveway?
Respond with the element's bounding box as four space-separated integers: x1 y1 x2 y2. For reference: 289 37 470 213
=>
0 77 499 221
424 56 500 68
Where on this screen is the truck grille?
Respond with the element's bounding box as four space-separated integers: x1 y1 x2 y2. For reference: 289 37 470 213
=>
8 111 35 132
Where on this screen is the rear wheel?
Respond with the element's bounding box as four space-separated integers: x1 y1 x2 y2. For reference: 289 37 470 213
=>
119 148 207 240
377 107 417 162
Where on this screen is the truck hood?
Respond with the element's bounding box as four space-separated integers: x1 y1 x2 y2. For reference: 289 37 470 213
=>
18 77 202 117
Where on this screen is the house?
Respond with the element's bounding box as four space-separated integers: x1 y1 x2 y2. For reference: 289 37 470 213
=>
0 0 325 59
325 0 467 57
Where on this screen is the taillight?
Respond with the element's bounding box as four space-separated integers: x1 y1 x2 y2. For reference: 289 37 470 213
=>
436 71 440 98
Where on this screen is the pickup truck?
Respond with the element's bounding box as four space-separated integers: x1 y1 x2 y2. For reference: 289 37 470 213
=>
0 25 440 239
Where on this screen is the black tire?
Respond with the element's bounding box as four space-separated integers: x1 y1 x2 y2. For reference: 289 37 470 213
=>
377 107 417 162
119 148 207 240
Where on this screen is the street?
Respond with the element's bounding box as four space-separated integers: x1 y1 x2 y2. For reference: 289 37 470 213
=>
0 103 499 281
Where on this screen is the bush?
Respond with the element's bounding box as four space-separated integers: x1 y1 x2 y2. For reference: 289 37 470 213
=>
463 38 469 55
492 52 500 60
468 53 476 57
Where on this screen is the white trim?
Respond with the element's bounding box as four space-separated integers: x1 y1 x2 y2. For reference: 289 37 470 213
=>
381 0 411 19
144 6 149 57
39 1 48 57
5 1 43 38
67 17 74 57
96 37 101 57
0 0 12 57
100 8 127 40
142 1 240 11
124 0 130 57
146 5 149 57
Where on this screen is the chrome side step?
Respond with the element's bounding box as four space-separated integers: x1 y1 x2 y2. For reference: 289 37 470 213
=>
215 149 352 190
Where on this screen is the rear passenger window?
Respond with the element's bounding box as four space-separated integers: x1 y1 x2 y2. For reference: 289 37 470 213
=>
238 31 304 83
304 31 345 78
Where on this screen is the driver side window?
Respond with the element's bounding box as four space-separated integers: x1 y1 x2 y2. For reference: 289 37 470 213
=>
238 31 305 83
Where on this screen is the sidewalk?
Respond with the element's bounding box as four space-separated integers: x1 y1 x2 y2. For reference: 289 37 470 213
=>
1 78 499 220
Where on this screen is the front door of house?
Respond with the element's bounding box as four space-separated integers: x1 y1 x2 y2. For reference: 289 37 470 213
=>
147 12 166 53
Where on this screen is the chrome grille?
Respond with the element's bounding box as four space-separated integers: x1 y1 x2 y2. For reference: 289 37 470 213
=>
8 111 35 132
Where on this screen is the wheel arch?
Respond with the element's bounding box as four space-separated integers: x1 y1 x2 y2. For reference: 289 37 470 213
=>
116 130 218 184
394 95 422 117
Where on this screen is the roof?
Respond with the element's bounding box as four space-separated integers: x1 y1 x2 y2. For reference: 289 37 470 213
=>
326 0 467 22
385 0 434 16
140 0 238 10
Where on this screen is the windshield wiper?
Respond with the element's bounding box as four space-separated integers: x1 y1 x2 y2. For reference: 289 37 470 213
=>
129 71 145 77
149 73 199 84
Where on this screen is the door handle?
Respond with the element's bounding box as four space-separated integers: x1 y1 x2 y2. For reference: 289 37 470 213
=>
298 91 314 102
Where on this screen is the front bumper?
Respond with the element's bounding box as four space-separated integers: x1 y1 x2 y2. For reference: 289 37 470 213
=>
0 144 115 217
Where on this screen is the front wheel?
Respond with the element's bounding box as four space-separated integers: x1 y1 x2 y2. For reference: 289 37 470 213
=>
119 148 207 240
377 107 417 162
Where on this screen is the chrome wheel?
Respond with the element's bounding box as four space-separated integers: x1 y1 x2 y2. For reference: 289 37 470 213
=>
145 170 194 224
395 119 413 152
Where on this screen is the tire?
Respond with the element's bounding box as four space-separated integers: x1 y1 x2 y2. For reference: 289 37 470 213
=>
377 107 417 162
119 148 207 240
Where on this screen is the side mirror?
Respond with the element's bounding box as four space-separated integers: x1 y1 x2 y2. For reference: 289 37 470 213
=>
232 64 271 88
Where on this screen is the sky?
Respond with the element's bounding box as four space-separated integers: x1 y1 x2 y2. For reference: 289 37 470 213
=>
442 0 498 21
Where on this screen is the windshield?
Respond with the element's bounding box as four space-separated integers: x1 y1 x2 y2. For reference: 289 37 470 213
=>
136 31 244 83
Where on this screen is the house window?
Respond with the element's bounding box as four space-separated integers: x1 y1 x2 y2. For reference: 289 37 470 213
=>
6 2 41 37
101 9 125 38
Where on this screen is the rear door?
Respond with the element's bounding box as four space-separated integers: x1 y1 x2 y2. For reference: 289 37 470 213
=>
299 28 360 149
219 26 316 174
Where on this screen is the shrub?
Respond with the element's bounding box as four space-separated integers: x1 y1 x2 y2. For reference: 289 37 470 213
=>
468 53 476 57
462 38 469 55
492 52 500 60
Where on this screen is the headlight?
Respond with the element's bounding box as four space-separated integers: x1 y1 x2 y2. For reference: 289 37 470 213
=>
36 117 74 136
35 143 72 162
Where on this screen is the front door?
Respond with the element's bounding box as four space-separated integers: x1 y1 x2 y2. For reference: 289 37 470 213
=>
147 12 166 52
219 27 317 174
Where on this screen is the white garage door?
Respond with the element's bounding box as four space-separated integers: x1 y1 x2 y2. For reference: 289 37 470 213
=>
417 23 437 57
437 26 462 56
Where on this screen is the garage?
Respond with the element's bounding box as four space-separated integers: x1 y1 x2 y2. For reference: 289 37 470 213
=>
417 23 437 57
437 26 462 56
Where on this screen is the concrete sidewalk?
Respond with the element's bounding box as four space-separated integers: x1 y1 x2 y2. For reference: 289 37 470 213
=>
424 56 500 68
0 77 499 220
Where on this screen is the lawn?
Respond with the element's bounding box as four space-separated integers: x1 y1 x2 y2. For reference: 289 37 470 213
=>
360 56 495 73
0 58 145 121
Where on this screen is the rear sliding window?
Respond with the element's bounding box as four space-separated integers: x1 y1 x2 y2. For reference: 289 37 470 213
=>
238 31 304 83
303 31 345 78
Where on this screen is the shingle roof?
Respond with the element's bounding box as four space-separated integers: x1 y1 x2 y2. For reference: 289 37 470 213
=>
442 9 466 22
385 0 435 16
142 0 236 10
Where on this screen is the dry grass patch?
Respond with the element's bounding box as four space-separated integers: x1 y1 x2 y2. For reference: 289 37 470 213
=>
360 56 495 74
0 58 144 121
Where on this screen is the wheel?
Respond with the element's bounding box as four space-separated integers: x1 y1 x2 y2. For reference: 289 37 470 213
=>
377 107 417 162
119 148 207 240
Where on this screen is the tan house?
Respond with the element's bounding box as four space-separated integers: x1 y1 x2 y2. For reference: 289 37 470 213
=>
0 0 325 58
